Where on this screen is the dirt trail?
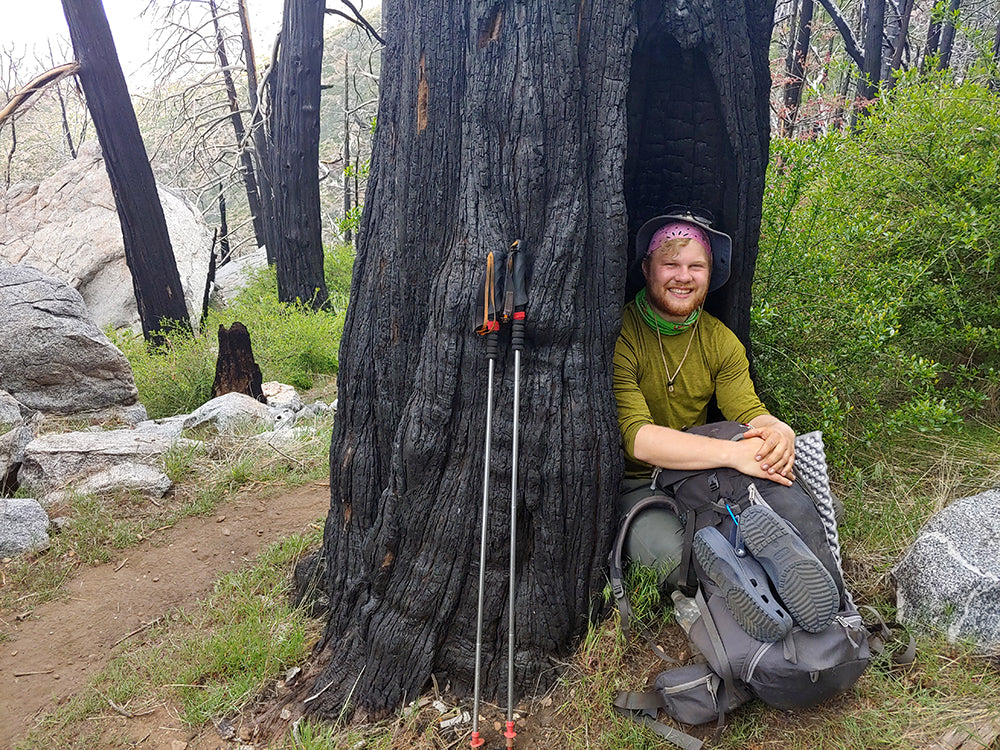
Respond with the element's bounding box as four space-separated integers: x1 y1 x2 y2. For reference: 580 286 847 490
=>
0 481 329 749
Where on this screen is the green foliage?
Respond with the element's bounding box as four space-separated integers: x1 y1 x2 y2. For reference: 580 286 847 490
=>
113 321 216 420
112 247 350 418
753 72 1000 467
335 204 364 238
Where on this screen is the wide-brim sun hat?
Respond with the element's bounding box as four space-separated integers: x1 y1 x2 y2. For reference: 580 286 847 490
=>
635 207 732 293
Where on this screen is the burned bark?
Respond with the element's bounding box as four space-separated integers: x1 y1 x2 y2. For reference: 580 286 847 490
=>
60 0 190 342
269 0 329 308
780 0 815 138
208 0 264 249
855 0 886 119
212 321 265 401
309 0 775 720
936 0 962 70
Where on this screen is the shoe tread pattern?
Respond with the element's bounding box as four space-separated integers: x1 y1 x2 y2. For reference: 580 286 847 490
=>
693 531 791 643
740 506 839 633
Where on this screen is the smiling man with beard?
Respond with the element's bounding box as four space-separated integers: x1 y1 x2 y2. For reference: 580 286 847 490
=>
613 209 796 586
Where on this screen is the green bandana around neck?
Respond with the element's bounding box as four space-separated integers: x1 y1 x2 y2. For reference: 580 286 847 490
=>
636 288 701 335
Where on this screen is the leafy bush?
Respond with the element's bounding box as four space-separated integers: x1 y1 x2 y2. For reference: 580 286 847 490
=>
752 71 1000 466
112 244 352 419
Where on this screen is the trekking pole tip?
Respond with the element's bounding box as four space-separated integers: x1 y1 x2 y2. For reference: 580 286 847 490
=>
504 720 516 746
470 730 485 748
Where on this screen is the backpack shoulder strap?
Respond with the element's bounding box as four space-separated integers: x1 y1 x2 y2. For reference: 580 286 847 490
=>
609 492 682 641
611 692 704 750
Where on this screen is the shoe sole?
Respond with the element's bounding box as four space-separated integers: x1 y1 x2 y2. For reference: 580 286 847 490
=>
739 505 839 633
693 527 792 642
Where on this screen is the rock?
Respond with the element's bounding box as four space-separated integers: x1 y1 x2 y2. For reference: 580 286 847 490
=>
0 141 213 330
42 462 173 506
262 382 304 413
17 428 199 504
133 415 188 440
0 261 139 415
299 401 331 419
1 426 33 492
0 390 28 427
183 392 274 433
894 489 1000 652
211 246 268 307
0 498 50 556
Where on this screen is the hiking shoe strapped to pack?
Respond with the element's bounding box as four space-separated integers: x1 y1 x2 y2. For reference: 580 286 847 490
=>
739 505 840 633
693 526 793 642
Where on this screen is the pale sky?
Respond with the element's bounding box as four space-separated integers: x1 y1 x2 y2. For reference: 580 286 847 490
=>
1 0 287 85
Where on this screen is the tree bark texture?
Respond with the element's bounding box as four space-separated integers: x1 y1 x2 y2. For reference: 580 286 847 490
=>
781 0 815 137
936 0 961 71
209 0 264 249
856 0 886 107
311 0 775 719
60 0 190 341
270 0 329 308
212 322 265 401
886 0 915 91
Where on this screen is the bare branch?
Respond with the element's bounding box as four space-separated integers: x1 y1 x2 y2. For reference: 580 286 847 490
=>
0 62 80 130
815 0 866 70
325 1 386 46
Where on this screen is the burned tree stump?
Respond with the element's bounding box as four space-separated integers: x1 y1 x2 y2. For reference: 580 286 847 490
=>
212 322 265 401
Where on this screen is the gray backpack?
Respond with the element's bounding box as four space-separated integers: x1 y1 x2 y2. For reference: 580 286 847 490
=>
608 425 872 750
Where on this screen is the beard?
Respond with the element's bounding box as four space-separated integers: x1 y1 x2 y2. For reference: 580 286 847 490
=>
646 283 708 321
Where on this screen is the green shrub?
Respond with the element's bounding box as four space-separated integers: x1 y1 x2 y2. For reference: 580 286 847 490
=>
752 71 1000 468
112 245 350 418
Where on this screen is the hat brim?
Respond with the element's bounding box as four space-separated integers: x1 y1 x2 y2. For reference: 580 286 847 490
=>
635 213 732 293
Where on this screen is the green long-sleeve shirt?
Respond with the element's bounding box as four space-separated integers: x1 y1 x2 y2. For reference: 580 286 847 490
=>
613 300 769 478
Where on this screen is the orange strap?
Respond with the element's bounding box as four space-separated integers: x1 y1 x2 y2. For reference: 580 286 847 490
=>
475 251 497 336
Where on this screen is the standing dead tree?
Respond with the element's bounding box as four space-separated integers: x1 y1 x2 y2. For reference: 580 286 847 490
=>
266 0 328 308
60 0 190 341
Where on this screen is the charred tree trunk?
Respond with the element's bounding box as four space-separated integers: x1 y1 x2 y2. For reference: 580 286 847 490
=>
212 321 265 400
886 0 915 91
309 0 775 721
781 0 815 138
854 0 886 124
269 0 329 308
60 0 190 342
237 0 276 262
924 7 943 69
209 0 264 249
936 0 961 71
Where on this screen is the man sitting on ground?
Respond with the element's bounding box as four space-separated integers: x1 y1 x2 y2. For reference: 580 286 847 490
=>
613 209 796 587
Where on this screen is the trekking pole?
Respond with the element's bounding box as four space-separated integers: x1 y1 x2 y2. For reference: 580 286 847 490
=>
470 249 502 750
502 240 528 749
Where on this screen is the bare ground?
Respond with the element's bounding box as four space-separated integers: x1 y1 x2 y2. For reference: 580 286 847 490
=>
0 481 329 749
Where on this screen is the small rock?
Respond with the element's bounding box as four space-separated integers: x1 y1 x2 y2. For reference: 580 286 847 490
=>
222 528 231 537
215 718 236 740
170 741 188 750
280 707 292 721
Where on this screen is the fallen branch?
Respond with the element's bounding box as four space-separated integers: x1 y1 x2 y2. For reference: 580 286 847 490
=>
111 617 162 648
0 62 81 129
14 669 54 677
101 692 156 718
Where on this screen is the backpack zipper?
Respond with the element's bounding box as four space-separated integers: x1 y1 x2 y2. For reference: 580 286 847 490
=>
744 640 774 681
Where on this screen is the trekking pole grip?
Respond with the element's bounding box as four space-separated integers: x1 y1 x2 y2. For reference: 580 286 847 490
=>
507 239 527 352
